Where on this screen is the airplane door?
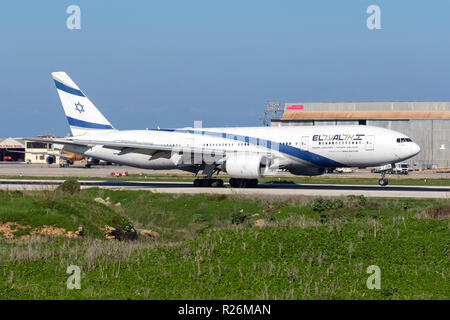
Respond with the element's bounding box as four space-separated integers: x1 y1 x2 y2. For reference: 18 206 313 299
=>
300 136 309 151
365 135 375 151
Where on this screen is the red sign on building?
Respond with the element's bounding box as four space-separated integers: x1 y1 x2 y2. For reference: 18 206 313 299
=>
286 105 304 110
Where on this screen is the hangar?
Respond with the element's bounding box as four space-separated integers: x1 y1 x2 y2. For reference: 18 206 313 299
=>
0 138 25 162
270 101 450 169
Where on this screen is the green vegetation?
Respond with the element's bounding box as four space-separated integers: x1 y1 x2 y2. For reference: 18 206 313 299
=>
54 179 81 194
0 190 132 238
0 188 449 299
1 174 450 186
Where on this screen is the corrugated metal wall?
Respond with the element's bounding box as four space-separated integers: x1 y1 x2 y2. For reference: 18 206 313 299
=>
271 102 450 168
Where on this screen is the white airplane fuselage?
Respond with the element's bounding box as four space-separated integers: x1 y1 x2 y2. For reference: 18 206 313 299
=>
63 124 420 173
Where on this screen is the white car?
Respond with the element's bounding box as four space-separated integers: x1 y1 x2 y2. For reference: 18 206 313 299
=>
336 168 353 173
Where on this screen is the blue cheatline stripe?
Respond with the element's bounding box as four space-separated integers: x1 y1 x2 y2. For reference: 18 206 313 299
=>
54 80 85 97
151 128 344 167
67 116 114 129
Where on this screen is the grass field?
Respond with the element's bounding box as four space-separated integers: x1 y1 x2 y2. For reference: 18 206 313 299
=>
1 173 450 186
0 188 449 299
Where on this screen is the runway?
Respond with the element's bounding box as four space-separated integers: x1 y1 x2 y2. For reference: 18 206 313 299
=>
1 163 449 178
0 179 449 198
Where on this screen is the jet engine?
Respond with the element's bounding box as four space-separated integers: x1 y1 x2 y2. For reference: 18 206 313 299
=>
224 153 270 178
46 155 56 164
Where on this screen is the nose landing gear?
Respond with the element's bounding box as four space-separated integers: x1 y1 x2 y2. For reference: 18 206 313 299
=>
378 172 389 186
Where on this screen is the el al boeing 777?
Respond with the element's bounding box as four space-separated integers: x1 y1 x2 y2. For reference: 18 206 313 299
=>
27 72 421 188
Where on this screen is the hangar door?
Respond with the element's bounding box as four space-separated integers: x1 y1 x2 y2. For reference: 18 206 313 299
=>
365 135 375 151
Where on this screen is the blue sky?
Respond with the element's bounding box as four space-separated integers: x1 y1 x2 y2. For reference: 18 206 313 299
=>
1 0 450 136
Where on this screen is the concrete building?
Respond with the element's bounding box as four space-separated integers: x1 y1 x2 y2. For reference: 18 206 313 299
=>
271 102 450 169
24 137 62 164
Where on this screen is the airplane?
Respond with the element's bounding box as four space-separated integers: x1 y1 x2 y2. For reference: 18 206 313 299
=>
46 150 86 167
27 72 421 187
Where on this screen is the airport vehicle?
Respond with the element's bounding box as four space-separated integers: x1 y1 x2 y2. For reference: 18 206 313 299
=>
27 72 421 187
371 165 387 174
335 168 353 173
371 163 410 175
393 163 410 175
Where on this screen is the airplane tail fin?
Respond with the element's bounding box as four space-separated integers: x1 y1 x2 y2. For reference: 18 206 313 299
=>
51 72 115 136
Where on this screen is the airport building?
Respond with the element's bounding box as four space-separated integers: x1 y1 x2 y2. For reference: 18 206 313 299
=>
0 138 25 161
270 101 450 169
0 136 63 164
24 139 62 165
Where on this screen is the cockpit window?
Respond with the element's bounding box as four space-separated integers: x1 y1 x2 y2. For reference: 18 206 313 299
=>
396 138 413 143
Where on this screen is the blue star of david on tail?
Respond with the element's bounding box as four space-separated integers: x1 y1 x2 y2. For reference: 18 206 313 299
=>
74 102 84 113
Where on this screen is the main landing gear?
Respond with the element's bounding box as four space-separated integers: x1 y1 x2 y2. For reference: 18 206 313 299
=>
193 178 224 187
378 172 389 186
192 178 258 188
229 178 258 188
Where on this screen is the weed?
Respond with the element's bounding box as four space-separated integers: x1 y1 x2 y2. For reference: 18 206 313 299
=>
231 211 249 225
55 179 80 194
312 198 344 212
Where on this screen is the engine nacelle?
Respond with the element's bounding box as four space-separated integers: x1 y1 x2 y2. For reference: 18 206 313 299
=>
287 166 325 176
224 153 270 178
46 155 56 164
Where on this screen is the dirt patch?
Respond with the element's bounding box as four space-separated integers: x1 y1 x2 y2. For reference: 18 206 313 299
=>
102 225 118 240
262 204 284 214
94 197 111 206
0 222 82 239
136 229 160 238
102 225 137 241
254 219 268 227
0 222 20 239
416 205 450 219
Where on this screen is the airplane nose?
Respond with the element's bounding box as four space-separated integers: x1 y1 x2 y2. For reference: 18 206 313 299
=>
411 143 421 156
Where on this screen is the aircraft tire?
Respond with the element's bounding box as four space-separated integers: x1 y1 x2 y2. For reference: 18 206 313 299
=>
378 178 388 186
237 179 248 188
248 179 258 187
211 179 224 187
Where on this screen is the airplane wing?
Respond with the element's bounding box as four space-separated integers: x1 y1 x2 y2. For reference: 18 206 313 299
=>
22 138 286 171
23 138 228 162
